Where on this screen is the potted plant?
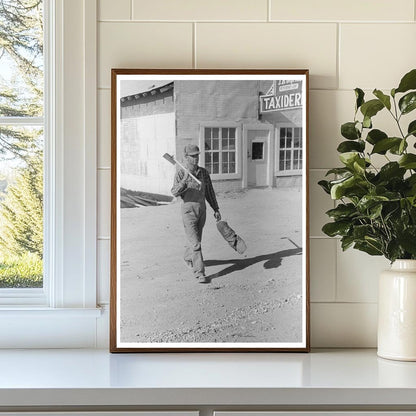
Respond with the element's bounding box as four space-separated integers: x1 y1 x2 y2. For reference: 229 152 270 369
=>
319 68 416 361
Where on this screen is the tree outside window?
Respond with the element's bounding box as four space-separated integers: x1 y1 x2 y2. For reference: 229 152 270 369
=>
0 0 44 288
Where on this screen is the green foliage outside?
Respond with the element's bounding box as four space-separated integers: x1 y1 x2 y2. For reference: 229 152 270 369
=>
0 0 44 288
319 69 416 263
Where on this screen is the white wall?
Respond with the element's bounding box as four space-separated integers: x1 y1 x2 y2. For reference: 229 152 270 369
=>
96 0 416 348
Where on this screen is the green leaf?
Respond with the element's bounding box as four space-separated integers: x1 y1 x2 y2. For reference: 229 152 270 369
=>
378 162 406 181
353 224 374 240
355 88 365 110
354 241 383 256
360 99 384 119
407 120 416 138
341 122 360 140
395 69 416 94
337 140 365 153
326 203 357 220
399 154 416 169
341 235 355 251
330 176 357 199
322 221 351 237
398 227 416 255
371 137 402 154
339 152 360 167
373 89 391 110
318 180 331 194
325 167 352 176
363 115 372 129
399 92 416 115
366 129 388 145
389 139 408 155
369 203 383 220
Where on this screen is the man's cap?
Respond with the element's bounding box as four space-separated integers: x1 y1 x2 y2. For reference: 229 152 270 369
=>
184 144 200 156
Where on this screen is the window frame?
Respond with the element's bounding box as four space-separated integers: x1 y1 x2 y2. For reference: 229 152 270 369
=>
0 0 100 348
275 124 303 177
199 122 241 180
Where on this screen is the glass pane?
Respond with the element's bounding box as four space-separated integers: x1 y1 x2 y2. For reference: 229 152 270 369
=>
230 152 235 163
286 159 291 170
286 129 292 138
213 152 219 163
294 136 300 148
229 163 236 173
205 152 211 163
222 162 228 174
229 138 235 150
206 163 212 174
222 138 228 150
0 126 44 288
213 164 219 174
212 128 219 139
205 127 211 139
279 150 285 171
293 160 298 170
229 128 236 139
252 142 264 160
212 138 219 150
280 128 286 138
0 2 44 117
286 137 292 148
294 128 301 138
204 139 211 150
294 150 299 160
222 128 228 139
223 152 229 163
280 138 286 148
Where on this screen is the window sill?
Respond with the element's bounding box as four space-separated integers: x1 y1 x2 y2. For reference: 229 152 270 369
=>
0 349 415 409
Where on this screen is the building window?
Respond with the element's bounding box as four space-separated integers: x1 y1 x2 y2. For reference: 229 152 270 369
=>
279 127 302 172
204 127 237 175
0 0 44 289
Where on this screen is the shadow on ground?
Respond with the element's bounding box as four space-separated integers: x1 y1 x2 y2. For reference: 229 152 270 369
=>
204 247 302 281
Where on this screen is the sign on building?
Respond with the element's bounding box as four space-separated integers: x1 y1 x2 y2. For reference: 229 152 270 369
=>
260 80 302 113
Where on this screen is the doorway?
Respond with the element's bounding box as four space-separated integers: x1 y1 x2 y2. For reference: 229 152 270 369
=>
247 129 271 187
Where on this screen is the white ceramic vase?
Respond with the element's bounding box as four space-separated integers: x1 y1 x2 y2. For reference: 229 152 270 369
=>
378 259 416 361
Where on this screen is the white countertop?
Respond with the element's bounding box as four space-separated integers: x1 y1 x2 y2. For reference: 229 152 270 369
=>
0 349 416 407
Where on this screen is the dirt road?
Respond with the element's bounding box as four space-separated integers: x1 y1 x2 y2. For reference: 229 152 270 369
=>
119 187 303 344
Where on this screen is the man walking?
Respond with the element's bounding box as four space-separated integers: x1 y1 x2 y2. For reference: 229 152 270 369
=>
171 144 221 283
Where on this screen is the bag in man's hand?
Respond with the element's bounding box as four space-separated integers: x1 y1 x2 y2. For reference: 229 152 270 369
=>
216 220 247 255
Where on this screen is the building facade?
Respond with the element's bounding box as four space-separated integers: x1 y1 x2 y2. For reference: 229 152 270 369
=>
120 79 304 196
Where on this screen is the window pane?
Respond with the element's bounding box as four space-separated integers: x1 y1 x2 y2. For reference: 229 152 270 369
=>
229 163 236 173
252 142 264 160
212 138 219 150
279 150 285 171
229 138 235 150
213 152 219 163
204 139 211 150
0 126 43 288
213 163 219 174
206 163 212 174
222 138 228 150
206 153 211 163
229 128 236 139
0 1 44 117
212 128 219 139
222 128 228 139
204 127 211 139
0 0 44 290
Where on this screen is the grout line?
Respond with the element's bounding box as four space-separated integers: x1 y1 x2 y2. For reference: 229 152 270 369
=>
267 0 271 22
98 236 111 240
333 231 338 302
336 23 340 90
97 19 415 24
98 167 111 170
311 301 378 305
193 22 197 69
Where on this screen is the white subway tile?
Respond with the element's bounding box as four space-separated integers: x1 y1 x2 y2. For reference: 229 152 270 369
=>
311 302 377 347
340 24 416 90
336 244 389 302
97 239 110 304
98 169 111 238
309 170 334 237
98 22 193 89
196 23 337 90
98 89 111 168
310 239 336 302
132 0 268 21
99 0 131 21
271 0 414 22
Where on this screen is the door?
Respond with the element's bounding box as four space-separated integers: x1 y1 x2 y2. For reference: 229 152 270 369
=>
247 129 269 187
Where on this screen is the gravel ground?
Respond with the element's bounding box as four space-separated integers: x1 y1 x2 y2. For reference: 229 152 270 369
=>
119 187 304 345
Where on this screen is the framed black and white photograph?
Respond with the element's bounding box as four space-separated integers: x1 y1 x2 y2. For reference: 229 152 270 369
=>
110 69 310 352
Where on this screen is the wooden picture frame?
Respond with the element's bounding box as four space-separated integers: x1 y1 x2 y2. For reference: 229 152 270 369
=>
110 69 310 352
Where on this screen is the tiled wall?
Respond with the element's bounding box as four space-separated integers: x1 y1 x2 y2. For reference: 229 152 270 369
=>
96 0 416 347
